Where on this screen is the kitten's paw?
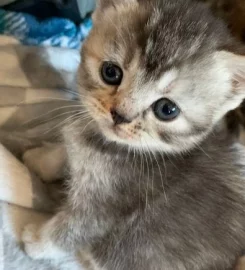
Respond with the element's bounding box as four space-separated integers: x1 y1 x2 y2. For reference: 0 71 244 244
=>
23 144 66 183
22 224 48 260
22 223 67 261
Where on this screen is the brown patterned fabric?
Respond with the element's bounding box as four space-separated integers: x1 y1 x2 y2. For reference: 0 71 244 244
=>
199 0 245 41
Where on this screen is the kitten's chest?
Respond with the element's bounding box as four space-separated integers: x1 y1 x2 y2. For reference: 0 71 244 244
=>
68 143 170 206
66 141 123 193
64 128 175 205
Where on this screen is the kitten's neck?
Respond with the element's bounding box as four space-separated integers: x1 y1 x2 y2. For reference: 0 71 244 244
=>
63 117 234 215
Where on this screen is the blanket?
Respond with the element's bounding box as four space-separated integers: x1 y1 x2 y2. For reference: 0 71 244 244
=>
0 36 83 269
0 8 93 48
1 35 245 270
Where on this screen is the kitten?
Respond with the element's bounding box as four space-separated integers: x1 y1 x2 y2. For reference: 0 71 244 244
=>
22 0 245 269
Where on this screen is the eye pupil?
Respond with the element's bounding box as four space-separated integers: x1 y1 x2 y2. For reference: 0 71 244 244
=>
153 98 180 121
101 62 123 85
162 103 176 115
106 66 117 78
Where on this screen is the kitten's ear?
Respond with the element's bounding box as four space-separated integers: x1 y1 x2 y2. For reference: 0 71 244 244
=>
97 0 117 10
93 0 137 21
97 0 137 9
225 52 245 93
219 51 245 112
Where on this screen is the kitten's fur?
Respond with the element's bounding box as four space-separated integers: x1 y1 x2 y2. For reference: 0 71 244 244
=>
22 0 245 269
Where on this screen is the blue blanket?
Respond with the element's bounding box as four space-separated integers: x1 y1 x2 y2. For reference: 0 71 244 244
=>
0 8 92 49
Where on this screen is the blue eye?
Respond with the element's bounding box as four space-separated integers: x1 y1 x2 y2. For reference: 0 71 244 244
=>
153 98 180 121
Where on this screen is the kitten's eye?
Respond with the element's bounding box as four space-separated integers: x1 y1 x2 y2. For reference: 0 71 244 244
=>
101 62 123 85
153 98 180 121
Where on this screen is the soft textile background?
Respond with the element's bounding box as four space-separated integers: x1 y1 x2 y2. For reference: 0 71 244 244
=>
0 36 83 270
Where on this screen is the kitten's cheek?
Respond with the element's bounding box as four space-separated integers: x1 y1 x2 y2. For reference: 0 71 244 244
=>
98 125 119 142
89 107 112 124
114 126 134 140
99 123 137 142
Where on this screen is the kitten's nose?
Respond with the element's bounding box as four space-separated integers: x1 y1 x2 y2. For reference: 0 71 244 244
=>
110 109 131 125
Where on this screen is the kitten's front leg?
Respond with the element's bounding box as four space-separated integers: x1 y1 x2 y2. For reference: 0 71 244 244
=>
22 211 72 260
22 207 108 261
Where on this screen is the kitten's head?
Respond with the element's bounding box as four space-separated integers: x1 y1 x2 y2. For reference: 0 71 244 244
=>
78 0 245 153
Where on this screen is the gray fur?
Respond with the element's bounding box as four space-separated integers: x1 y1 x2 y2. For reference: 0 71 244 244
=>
60 125 245 270
23 0 245 269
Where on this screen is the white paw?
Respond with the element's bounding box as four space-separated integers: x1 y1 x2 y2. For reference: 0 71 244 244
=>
22 223 67 261
22 224 48 260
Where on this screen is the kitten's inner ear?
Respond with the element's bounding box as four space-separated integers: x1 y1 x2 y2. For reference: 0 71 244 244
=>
225 52 245 92
218 51 245 113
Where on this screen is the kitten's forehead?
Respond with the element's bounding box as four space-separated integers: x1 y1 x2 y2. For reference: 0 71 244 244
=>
97 0 230 80
141 1 229 78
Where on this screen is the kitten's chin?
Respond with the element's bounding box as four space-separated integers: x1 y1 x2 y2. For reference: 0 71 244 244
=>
94 119 144 148
98 123 135 146
97 122 173 152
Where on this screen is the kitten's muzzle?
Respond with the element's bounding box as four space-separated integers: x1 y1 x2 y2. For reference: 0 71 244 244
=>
110 109 132 125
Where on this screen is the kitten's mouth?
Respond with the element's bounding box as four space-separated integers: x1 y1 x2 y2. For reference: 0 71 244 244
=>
89 105 136 143
113 125 134 140
98 120 135 143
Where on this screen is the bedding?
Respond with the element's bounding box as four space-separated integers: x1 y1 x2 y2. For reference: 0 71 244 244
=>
0 35 82 270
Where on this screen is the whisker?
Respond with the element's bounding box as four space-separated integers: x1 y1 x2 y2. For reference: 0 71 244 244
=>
15 96 78 107
40 112 91 136
143 138 155 213
22 104 87 125
104 13 128 50
144 132 168 203
31 110 88 127
141 140 150 210
137 148 143 210
79 119 95 135
195 143 212 160
125 145 131 166
139 146 146 210
61 89 87 99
